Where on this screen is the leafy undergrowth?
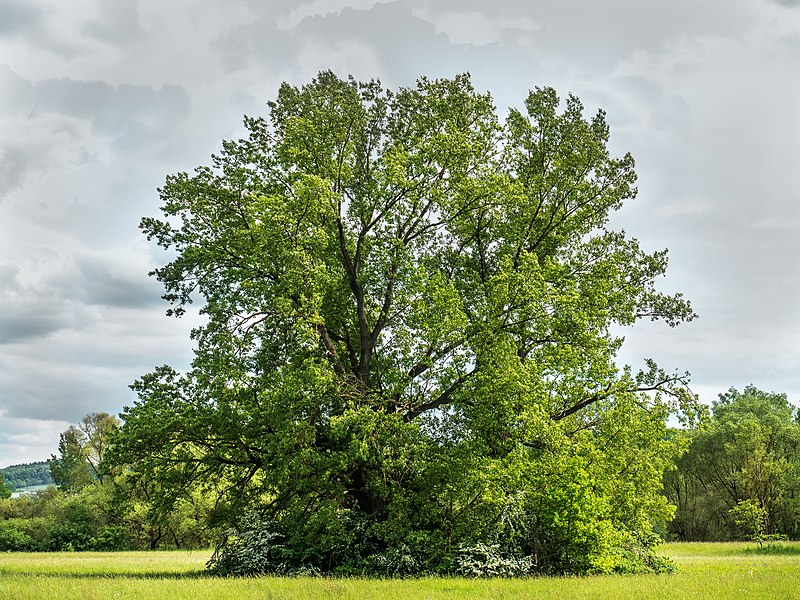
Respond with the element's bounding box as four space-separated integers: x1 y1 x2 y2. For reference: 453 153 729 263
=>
1 543 800 599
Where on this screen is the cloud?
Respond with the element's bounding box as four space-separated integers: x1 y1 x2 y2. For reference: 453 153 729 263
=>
33 79 190 145
297 2 452 79
0 241 176 346
0 1 44 37
0 233 197 446
69 254 166 310
0 63 33 110
0 413 69 468
275 0 371 28
414 10 541 46
80 0 144 43
213 1 468 87
213 17 301 75
0 1 105 60
0 302 200 423
0 259 89 345
0 64 190 204
410 0 753 72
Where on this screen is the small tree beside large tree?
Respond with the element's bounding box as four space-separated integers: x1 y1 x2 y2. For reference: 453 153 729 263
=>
111 72 697 575
49 412 119 492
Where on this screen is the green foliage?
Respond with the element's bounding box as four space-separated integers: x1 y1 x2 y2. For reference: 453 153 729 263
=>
0 519 39 551
0 462 53 491
666 386 800 541
0 486 120 551
111 470 218 550
49 428 93 492
0 475 11 499
729 499 788 549
49 412 119 492
729 499 767 545
0 413 216 552
115 72 696 576
0 480 212 552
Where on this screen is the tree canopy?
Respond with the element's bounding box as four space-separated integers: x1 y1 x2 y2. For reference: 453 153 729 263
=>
49 412 119 492
666 385 800 541
113 71 697 576
0 476 10 500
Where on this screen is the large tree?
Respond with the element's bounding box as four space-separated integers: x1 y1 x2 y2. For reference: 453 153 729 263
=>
114 72 697 575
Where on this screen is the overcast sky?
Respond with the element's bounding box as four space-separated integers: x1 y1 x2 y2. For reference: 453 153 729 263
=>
1 0 800 468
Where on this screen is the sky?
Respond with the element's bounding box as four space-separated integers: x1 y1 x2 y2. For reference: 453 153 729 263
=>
1 0 800 468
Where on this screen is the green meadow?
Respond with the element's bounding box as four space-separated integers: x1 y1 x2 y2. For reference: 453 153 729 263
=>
1 542 799 599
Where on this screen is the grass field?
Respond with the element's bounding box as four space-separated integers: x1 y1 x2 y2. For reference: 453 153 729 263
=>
1 542 799 599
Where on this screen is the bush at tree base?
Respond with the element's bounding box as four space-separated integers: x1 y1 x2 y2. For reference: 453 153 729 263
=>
207 512 675 577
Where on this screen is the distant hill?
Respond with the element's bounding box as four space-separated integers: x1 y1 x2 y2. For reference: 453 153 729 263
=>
0 461 54 491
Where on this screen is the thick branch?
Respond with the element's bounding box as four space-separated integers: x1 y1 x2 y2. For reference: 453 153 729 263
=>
336 216 371 383
550 376 688 421
402 369 476 422
317 324 346 376
550 389 608 422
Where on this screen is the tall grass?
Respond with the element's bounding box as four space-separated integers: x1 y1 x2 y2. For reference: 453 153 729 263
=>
1 543 799 599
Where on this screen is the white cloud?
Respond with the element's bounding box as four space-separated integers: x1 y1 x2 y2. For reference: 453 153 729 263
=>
0 413 69 468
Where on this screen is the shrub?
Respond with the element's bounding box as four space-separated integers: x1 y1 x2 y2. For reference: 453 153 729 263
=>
207 517 299 576
456 543 535 578
0 520 37 551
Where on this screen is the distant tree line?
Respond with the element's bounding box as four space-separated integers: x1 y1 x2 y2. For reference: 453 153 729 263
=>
0 462 53 491
0 413 214 552
665 386 800 542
